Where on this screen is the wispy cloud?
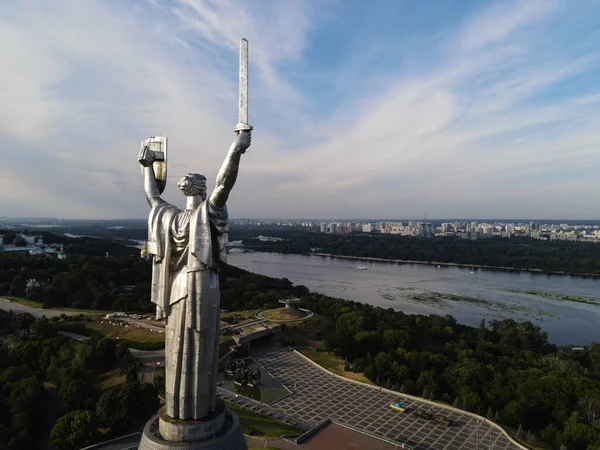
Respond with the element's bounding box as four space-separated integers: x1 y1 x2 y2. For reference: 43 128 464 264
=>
460 0 560 51
1 0 600 219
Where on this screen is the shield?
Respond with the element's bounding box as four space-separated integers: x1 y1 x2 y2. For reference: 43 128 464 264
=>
141 136 168 194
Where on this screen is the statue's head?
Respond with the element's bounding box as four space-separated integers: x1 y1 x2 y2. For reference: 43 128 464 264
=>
178 173 207 199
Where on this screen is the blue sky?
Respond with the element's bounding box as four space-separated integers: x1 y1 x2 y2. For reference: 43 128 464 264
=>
2 0 600 219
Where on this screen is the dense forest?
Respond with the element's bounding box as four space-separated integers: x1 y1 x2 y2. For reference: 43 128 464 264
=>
230 228 600 275
0 311 158 450
0 250 152 313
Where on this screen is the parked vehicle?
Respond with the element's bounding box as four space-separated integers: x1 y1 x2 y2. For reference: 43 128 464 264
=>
413 409 434 420
390 401 408 412
434 415 453 427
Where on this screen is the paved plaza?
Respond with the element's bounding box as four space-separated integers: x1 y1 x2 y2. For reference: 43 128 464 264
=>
250 346 522 450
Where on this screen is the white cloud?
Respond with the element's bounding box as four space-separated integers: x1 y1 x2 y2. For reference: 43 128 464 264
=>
460 0 560 51
1 0 600 219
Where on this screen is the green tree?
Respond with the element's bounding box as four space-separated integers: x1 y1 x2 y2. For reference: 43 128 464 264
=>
12 237 26 247
526 431 537 446
95 338 117 368
30 317 56 339
96 386 123 429
96 381 158 431
11 312 35 332
49 410 96 450
58 375 96 412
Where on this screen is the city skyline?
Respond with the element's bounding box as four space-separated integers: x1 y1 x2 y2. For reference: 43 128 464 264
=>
2 1 600 219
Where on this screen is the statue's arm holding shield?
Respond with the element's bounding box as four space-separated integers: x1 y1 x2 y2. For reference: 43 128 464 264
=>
208 131 252 209
138 147 165 208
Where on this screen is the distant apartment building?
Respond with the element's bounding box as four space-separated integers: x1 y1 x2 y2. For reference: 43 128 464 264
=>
362 224 373 233
481 226 493 238
441 223 452 233
382 222 403 234
320 223 327 233
21 234 36 244
418 222 433 238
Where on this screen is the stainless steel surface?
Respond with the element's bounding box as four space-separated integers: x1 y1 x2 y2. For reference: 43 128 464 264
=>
234 38 253 133
138 49 252 422
140 136 168 194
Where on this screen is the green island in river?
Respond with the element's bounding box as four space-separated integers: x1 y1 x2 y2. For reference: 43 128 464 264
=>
503 288 600 306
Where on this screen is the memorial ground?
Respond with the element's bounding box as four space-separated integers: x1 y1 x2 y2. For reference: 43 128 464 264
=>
222 346 524 450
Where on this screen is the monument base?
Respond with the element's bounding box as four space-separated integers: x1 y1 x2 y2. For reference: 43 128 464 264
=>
138 401 247 450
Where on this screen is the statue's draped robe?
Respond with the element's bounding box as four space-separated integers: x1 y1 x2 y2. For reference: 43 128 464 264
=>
147 199 228 420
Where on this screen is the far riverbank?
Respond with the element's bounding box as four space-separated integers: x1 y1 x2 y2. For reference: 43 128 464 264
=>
307 252 600 278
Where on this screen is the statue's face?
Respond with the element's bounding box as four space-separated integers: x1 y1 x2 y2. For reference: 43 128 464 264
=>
178 175 207 199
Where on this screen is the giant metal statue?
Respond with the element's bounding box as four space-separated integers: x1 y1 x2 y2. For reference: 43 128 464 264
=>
137 39 252 450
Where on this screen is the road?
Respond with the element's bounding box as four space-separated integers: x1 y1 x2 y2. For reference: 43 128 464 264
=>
0 298 82 318
130 349 165 383
119 318 164 333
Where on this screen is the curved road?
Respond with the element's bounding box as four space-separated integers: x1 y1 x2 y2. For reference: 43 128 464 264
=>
130 349 165 383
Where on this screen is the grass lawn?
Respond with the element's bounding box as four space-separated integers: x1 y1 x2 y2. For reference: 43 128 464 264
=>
225 401 304 438
220 334 234 343
153 366 166 397
87 321 165 349
221 309 260 319
55 318 165 350
299 346 374 385
219 338 235 357
220 309 261 328
95 368 126 392
261 307 308 321
280 314 377 383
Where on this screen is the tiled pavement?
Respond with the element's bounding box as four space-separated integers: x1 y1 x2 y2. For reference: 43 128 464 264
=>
216 386 313 430
249 346 522 450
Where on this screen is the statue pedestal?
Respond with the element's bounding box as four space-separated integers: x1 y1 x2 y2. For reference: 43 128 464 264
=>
138 401 247 450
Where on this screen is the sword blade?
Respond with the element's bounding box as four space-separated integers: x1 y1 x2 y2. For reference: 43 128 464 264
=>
239 38 248 125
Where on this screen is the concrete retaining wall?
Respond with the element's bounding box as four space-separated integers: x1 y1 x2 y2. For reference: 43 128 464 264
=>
294 418 331 444
79 432 141 450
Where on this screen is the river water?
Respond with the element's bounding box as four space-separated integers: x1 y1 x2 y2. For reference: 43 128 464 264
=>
227 252 600 346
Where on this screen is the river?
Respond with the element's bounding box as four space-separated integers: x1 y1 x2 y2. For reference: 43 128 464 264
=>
227 251 600 346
